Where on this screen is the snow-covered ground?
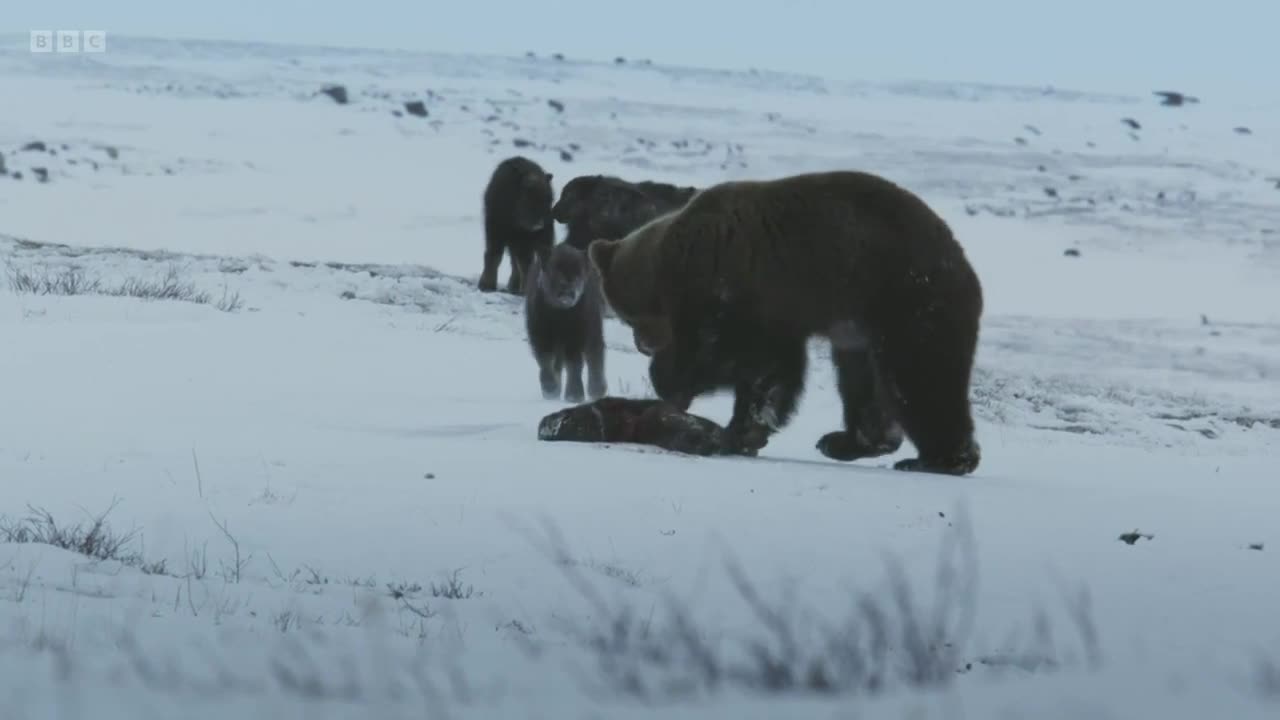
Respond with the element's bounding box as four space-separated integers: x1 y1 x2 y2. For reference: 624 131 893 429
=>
1 35 1278 719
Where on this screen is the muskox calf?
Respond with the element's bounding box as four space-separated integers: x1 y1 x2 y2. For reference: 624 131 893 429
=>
524 243 607 402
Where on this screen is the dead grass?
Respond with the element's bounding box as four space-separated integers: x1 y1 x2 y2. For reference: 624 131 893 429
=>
6 262 243 312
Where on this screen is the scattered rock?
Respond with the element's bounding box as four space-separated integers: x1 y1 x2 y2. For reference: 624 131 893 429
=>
319 84 349 105
1063 248 1081 257
403 100 428 117
1234 126 1252 135
61 144 69 151
1014 137 1027 146
568 142 581 151
339 290 356 300
512 138 533 148
424 472 436 480
1248 542 1264 551
32 167 49 183
552 53 564 61
0 153 5 175
614 57 626 64
559 149 573 162
525 51 536 58
1044 187 1058 198
12 171 22 181
1068 174 1083 181
392 110 403 117
1037 164 1047 172
21 141 47 152
1121 117 1141 130
101 145 119 160
1118 529 1154 545
547 99 564 113
1154 90 1198 107
1023 124 1042 136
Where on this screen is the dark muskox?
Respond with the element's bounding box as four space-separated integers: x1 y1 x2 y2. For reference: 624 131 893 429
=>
479 156 554 294
524 242 607 402
551 174 697 250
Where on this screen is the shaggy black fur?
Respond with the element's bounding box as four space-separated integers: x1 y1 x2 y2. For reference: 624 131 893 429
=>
524 243 607 402
551 174 698 250
480 156 555 294
537 397 733 456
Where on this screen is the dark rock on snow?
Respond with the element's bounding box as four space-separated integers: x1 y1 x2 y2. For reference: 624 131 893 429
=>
320 85 349 105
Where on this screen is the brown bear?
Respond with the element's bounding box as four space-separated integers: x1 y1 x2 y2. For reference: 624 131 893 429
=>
586 170 985 476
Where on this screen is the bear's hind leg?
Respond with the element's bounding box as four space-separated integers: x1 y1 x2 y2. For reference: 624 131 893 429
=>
878 323 981 476
816 347 905 462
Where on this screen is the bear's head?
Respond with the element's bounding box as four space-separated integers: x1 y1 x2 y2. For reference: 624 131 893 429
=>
552 175 661 239
513 167 554 232
588 220 673 356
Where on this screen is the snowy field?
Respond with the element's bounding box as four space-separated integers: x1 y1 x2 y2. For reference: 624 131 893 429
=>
1 34 1278 719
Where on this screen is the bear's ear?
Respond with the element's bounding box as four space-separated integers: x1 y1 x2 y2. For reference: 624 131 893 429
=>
587 238 619 276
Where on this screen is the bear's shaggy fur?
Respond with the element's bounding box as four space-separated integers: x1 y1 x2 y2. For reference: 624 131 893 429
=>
587 170 984 476
524 242 607 402
479 156 555 294
551 174 698 251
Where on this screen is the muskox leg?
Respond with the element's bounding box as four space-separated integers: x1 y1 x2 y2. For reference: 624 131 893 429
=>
536 351 562 400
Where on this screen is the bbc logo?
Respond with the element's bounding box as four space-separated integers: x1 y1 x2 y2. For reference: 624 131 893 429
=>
30 30 107 53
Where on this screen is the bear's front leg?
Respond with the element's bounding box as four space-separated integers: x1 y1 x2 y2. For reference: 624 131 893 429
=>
723 338 808 456
647 342 716 412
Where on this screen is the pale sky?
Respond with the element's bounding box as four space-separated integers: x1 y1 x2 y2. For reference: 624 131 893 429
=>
6 0 1277 102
